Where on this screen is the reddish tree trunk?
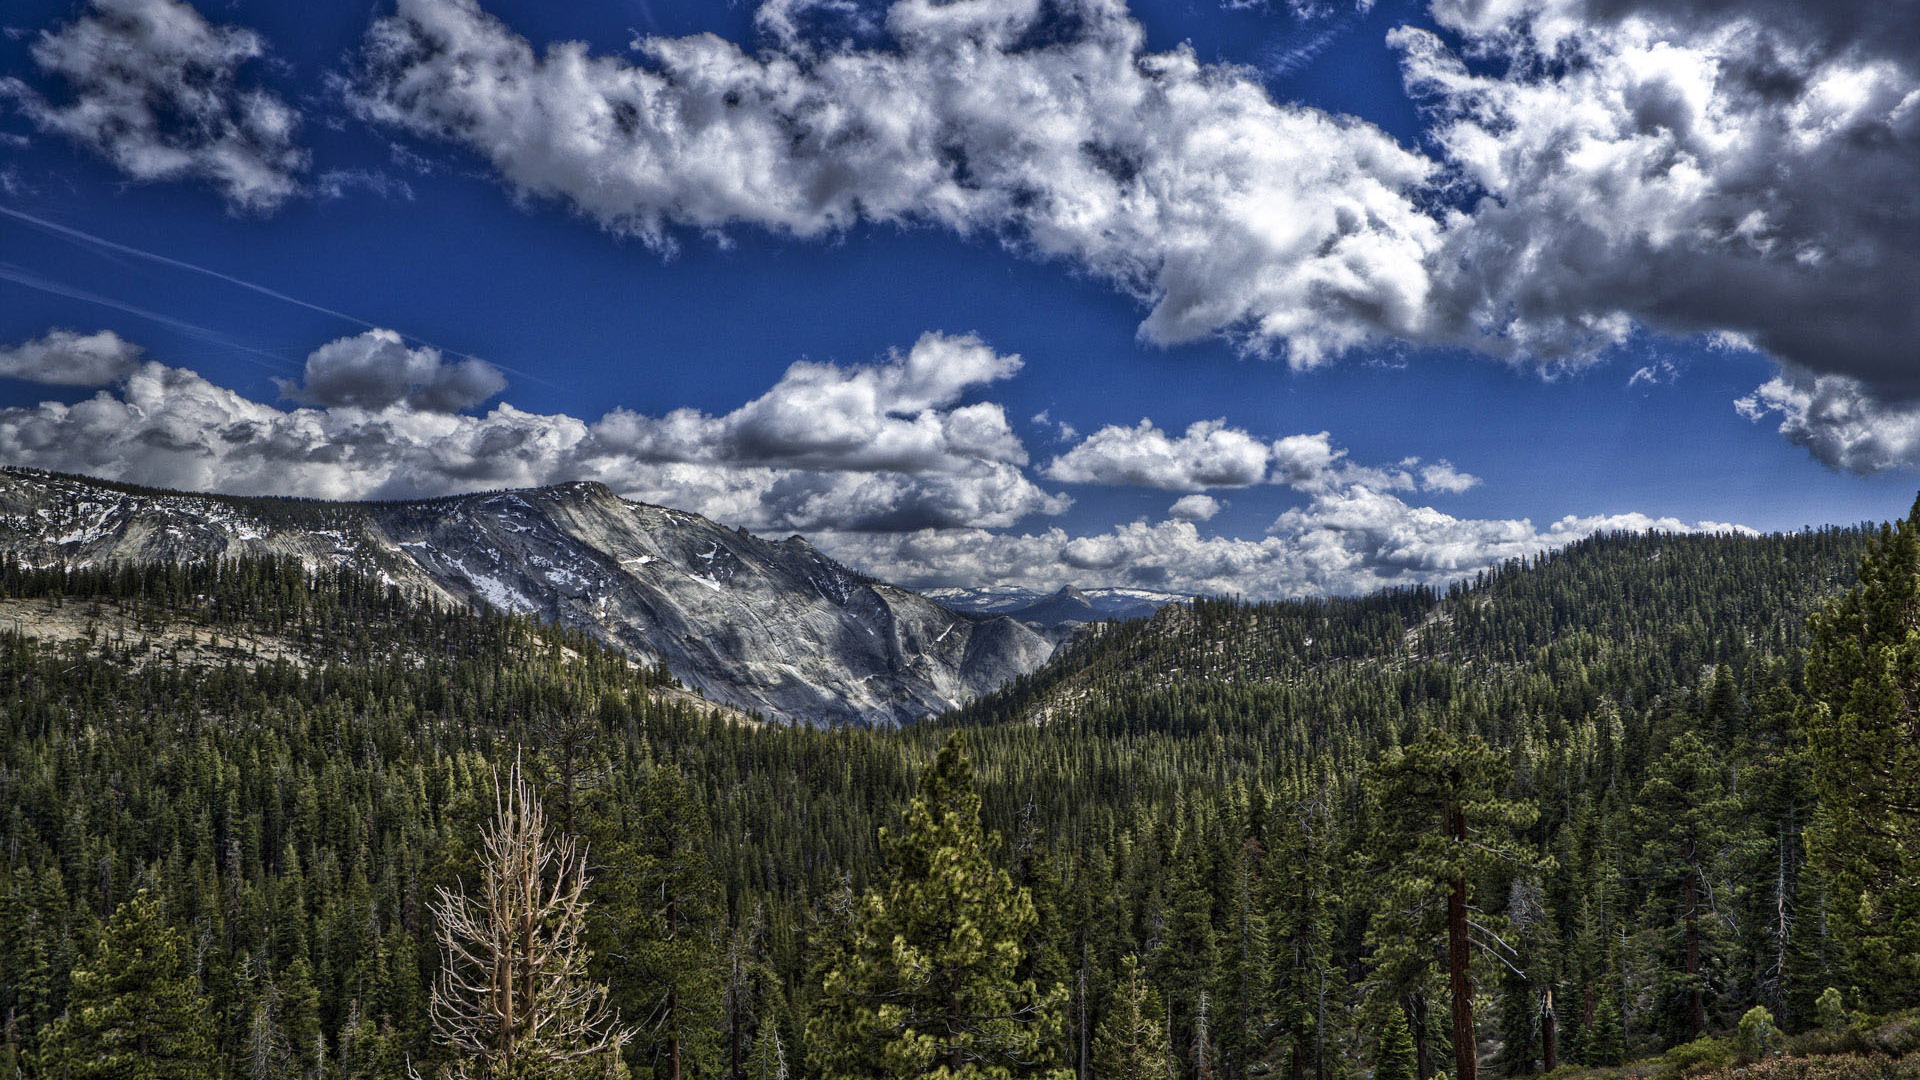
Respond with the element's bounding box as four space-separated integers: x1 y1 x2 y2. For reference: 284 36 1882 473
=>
670 987 683 1080
1448 807 1477 1080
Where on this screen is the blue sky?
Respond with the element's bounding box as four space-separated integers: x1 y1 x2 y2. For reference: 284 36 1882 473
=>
1 0 1917 598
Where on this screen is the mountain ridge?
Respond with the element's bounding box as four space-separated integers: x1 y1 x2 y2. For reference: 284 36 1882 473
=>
0 467 1054 725
952 525 1872 733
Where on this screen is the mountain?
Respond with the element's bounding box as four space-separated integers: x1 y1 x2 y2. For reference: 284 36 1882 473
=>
2 490 1910 1079
955 526 1870 733
924 584 1187 626
0 467 1053 725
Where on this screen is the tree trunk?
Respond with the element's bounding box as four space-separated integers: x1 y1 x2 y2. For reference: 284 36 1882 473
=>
1449 808 1477 1080
1079 959 1089 1080
669 988 683 1080
1541 987 1558 1073
950 990 966 1074
1410 994 1432 1080
1315 963 1327 1080
1684 859 1706 1039
1774 820 1793 1018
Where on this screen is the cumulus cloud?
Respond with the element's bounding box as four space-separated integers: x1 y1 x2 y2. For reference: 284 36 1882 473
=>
589 333 1026 474
1736 372 1920 476
278 329 505 412
1417 461 1480 494
1168 493 1223 521
1044 419 1479 495
0 0 307 212
1397 0 1920 401
0 326 1746 597
1427 0 1920 70
349 0 1440 364
331 0 1920 468
1045 419 1272 491
818 486 1751 598
0 329 144 386
0 329 1067 532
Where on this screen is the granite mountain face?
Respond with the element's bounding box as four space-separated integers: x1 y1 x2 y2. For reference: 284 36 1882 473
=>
0 468 1055 725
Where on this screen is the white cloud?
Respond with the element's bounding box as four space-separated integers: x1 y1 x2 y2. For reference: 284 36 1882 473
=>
349 0 1440 364
1168 493 1223 521
1736 372 1920 475
0 0 307 212
1045 418 1272 491
0 326 1745 598
1044 419 1479 495
1417 461 1480 494
0 329 1067 532
583 332 1029 473
278 329 504 412
0 329 144 386
817 485 1749 597
1397 2 1920 400
338 0 1920 470
1628 360 1678 389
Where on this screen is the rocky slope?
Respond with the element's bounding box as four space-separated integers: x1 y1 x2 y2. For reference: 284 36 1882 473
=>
0 468 1054 725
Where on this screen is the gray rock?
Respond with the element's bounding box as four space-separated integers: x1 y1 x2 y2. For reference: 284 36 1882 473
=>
0 468 1054 725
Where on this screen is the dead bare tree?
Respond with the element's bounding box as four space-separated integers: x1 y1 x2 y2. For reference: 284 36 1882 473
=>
426 760 632 1079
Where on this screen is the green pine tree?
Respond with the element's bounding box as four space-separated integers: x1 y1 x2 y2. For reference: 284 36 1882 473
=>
590 764 724 1080
1586 993 1624 1067
1630 732 1742 1043
1373 1001 1416 1080
37 890 220 1080
1091 956 1172 1080
808 733 1071 1079
1803 496 1920 1001
1366 728 1544 1080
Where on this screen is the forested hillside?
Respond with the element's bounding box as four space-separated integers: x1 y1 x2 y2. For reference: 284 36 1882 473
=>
4 517 1920 1080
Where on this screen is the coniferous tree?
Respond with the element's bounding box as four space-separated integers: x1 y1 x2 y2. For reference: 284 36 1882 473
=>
37 889 220 1080
426 764 630 1080
1366 728 1543 1080
1372 1001 1416 1080
808 733 1070 1079
1803 497 1920 1001
1631 732 1742 1043
1585 993 1624 1067
591 765 724 1080
1091 956 1172 1080
1269 790 1340 1080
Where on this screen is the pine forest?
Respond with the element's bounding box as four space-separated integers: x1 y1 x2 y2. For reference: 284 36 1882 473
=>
6 502 1920 1080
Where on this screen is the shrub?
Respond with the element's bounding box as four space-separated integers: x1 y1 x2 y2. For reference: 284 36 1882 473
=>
1863 1013 1920 1058
1660 1036 1737 1076
1819 990 1849 1032
1740 1006 1781 1061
